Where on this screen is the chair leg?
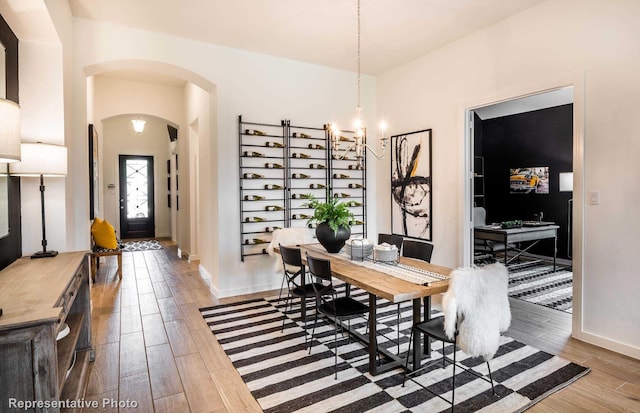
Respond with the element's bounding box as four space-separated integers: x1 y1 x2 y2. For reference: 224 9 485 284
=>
308 306 319 354
487 361 495 395
117 253 122 279
402 327 414 387
281 293 291 332
333 317 339 379
91 256 97 283
451 345 457 412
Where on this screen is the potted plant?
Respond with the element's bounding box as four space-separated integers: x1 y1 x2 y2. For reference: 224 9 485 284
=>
305 194 355 253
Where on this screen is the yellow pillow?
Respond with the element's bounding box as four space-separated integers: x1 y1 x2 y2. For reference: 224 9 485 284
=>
91 218 118 249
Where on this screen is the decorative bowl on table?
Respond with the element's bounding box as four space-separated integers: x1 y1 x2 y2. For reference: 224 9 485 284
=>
374 243 399 262
345 238 373 259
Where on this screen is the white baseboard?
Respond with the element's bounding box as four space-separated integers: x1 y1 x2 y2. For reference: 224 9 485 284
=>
573 330 640 360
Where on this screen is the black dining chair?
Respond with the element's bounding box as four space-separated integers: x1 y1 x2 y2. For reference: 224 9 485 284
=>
278 244 323 342
378 233 403 251
306 253 372 379
403 264 509 412
402 239 434 262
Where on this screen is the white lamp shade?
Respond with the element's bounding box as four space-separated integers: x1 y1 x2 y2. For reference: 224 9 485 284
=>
0 98 21 163
559 172 573 192
9 143 67 177
132 119 146 133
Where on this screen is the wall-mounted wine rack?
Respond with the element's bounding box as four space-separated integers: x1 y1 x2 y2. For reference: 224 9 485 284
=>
239 115 367 261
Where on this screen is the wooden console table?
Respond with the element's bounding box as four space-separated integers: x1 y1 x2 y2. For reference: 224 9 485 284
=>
0 252 93 412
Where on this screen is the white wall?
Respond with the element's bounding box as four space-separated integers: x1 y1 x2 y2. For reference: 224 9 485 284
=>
70 18 377 298
17 40 66 255
377 0 640 357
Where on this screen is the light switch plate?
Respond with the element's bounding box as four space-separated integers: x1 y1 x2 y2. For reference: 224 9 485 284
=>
589 191 600 205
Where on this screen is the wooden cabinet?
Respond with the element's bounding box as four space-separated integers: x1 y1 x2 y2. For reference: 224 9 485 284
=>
0 252 93 412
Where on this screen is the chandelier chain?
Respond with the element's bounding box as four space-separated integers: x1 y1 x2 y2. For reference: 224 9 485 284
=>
357 0 361 110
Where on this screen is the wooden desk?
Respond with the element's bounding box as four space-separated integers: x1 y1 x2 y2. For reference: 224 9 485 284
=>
294 244 451 375
474 224 559 270
0 252 93 412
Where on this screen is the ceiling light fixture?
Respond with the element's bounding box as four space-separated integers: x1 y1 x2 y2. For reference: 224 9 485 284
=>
132 118 146 134
330 0 388 169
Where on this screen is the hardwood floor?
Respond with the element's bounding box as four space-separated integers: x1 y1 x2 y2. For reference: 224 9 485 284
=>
85 242 640 412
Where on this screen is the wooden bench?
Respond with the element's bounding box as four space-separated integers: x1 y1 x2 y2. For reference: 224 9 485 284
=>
90 238 123 283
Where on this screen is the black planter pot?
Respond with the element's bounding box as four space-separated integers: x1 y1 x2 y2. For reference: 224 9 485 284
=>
315 222 350 253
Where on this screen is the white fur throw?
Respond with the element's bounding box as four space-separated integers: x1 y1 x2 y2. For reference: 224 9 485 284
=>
441 263 511 361
265 227 316 272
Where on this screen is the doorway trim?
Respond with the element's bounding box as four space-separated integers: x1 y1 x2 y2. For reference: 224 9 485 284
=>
462 71 585 338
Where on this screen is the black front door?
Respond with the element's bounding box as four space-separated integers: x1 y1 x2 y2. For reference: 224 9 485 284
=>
119 155 155 239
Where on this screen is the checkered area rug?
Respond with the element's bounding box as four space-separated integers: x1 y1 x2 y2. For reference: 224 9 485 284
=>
507 261 573 313
121 239 163 252
200 288 589 413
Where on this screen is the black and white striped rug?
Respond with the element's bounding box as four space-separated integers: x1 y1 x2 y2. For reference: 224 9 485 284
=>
507 261 573 313
200 290 588 412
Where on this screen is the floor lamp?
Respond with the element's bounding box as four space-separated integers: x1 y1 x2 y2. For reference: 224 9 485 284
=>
10 142 67 259
559 172 573 259
0 98 21 316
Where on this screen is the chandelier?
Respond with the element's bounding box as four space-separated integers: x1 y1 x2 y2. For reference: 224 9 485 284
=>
330 0 388 169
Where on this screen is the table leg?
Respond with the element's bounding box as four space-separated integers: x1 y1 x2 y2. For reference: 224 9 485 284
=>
412 298 421 370
368 293 378 375
504 233 509 266
553 235 557 271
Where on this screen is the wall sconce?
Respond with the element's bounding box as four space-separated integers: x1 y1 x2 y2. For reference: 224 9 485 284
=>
0 98 21 163
9 142 68 258
132 118 146 134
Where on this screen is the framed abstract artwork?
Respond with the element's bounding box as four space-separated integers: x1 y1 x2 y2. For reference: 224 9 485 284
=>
391 129 432 241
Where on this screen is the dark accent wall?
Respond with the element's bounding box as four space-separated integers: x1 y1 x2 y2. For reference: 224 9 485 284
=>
480 104 573 259
0 13 22 270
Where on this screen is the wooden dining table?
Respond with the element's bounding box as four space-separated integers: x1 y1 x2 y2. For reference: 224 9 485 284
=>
282 243 452 376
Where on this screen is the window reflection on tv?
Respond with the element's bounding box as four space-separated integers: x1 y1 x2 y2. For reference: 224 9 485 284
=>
509 167 549 194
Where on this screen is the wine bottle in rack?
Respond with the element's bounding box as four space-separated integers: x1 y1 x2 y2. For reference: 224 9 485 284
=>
347 200 363 207
243 151 264 157
244 238 268 245
292 173 310 179
245 217 266 223
264 141 285 148
244 194 265 201
308 143 325 150
348 164 362 170
339 136 352 142
291 193 313 199
264 162 284 169
348 183 364 189
243 172 265 179
245 129 267 136
292 153 311 159
264 184 283 190
309 183 326 189
292 132 311 138
334 193 350 198
350 220 364 226
333 173 350 179
265 226 282 233
309 163 326 169
292 213 311 220
264 205 284 211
